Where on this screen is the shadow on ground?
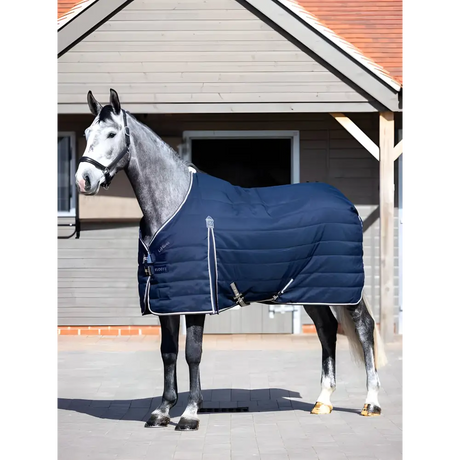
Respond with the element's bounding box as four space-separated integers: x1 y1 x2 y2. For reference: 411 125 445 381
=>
58 388 360 424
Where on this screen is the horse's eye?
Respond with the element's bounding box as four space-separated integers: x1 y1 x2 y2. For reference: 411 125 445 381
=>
108 132 116 139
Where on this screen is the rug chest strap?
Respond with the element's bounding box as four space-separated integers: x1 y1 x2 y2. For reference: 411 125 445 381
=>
143 253 155 276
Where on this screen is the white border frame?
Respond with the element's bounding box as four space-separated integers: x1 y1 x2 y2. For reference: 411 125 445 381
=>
182 130 300 184
57 131 77 217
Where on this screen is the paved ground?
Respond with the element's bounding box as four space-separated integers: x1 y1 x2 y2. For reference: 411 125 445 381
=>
58 334 402 460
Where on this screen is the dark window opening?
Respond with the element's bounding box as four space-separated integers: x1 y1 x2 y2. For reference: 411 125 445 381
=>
191 138 291 188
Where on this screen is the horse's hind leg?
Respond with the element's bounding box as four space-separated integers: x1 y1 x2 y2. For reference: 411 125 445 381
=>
347 300 382 416
145 315 180 427
304 305 338 414
176 313 206 431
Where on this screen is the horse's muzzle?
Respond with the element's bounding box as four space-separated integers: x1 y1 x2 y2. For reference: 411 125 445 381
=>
77 175 91 193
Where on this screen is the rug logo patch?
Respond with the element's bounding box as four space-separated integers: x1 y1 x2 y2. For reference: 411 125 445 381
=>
154 265 168 274
157 241 171 254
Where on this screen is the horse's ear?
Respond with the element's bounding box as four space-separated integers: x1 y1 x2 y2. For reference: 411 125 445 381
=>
109 88 121 115
87 91 102 116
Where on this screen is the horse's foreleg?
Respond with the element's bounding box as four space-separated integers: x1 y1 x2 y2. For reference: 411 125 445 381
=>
304 305 338 414
347 300 382 416
176 314 206 431
145 315 180 427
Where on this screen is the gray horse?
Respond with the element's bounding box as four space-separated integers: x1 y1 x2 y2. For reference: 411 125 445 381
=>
75 89 386 431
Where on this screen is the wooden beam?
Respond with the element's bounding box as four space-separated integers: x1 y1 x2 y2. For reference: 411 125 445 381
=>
379 112 395 343
330 113 379 160
393 139 403 161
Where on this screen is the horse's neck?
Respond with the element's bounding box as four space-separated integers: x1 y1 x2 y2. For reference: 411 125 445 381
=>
124 120 190 244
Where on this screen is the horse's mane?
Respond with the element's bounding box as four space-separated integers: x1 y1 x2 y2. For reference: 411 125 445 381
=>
125 112 210 176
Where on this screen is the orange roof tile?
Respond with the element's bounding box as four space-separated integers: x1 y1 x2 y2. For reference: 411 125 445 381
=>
58 0 98 29
294 0 402 84
58 1 77 18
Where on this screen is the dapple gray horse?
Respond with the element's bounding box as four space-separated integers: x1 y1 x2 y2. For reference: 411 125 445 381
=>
75 89 386 431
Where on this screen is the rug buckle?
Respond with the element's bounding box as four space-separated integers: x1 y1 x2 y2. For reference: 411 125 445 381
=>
143 253 155 276
230 282 249 307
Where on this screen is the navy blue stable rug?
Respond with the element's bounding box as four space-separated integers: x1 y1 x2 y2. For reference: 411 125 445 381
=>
138 171 364 316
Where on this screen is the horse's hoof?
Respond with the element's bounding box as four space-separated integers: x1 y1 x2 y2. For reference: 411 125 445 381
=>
361 404 382 416
144 414 170 427
175 417 200 431
311 402 333 414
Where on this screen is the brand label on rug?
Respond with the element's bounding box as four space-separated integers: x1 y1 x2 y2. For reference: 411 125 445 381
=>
153 265 168 274
157 240 171 254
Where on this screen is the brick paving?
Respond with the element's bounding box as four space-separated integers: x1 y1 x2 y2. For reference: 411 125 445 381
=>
58 334 402 460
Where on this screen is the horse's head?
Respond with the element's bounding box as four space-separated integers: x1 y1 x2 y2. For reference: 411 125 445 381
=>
75 89 130 195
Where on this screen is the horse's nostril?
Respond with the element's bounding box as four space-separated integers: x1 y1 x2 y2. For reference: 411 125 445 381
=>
84 175 91 191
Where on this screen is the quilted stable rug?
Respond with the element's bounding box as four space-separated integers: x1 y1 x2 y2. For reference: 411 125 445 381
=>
138 171 364 316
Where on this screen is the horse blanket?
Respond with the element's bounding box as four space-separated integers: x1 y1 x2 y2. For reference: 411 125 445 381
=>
138 171 364 316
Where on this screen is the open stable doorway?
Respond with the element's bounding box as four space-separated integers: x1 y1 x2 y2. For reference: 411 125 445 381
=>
191 138 291 188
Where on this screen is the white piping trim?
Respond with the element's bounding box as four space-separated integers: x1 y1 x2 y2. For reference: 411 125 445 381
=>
142 289 363 316
207 227 217 314
143 294 363 316
139 229 149 253
144 276 151 314
146 309 216 316
146 277 156 315
277 0 401 91
144 288 364 316
280 287 364 306
142 171 194 249
212 227 219 304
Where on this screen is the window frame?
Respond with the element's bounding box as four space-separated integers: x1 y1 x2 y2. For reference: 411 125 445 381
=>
57 131 77 217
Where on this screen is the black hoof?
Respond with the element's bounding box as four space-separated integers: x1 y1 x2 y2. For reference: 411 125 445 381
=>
144 414 170 427
175 417 200 431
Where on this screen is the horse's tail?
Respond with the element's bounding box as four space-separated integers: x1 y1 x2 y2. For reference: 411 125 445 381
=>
332 297 388 369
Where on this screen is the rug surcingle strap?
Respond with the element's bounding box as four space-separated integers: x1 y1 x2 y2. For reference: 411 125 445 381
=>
230 282 250 307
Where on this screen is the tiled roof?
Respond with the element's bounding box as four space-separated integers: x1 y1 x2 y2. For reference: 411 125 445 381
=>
57 0 402 85
58 0 98 29
58 1 77 18
294 0 402 84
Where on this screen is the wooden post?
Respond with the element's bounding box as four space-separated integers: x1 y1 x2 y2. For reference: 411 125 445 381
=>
330 111 401 340
379 112 395 343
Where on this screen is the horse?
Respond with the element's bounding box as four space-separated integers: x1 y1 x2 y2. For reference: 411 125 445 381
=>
74 89 386 431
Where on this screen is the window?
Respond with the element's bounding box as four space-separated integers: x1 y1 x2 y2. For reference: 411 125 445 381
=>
57 132 76 216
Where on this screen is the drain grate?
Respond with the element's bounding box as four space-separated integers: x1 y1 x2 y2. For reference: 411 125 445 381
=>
198 407 249 413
